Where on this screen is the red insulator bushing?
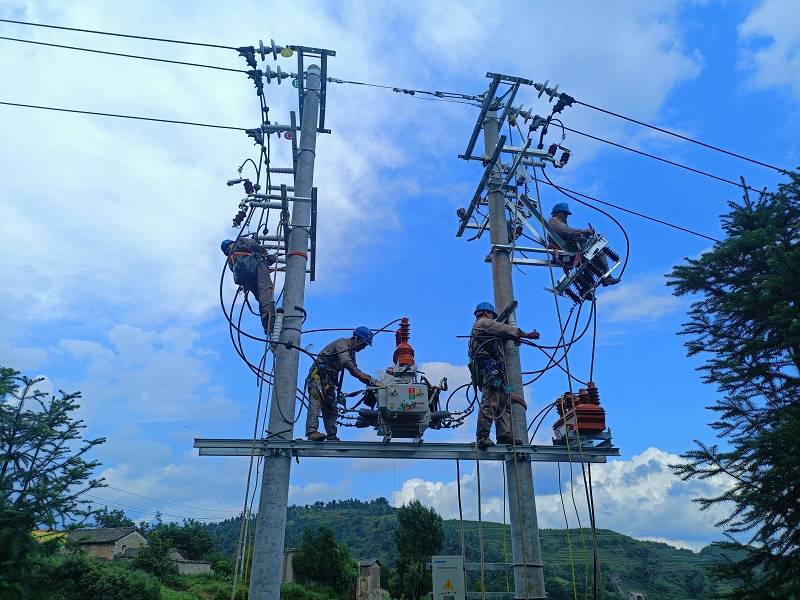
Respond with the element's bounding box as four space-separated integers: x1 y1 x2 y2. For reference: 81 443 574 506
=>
393 317 415 366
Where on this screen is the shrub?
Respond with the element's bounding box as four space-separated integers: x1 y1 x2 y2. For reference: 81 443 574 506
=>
186 576 245 600
132 533 180 585
280 581 338 600
29 553 161 600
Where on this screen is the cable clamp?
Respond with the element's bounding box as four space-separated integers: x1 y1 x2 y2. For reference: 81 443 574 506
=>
287 251 308 259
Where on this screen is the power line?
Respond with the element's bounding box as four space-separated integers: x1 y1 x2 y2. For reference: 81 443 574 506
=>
0 101 245 131
0 100 721 241
1 16 788 175
326 77 482 105
0 35 246 73
104 484 239 513
537 175 722 243
0 17 237 50
571 98 788 173
563 124 770 196
83 493 239 521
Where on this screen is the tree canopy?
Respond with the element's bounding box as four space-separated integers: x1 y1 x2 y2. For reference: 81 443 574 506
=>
392 500 444 600
667 173 800 598
292 525 357 597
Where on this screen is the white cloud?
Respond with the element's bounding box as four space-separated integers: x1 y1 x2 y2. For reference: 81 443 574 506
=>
289 480 351 505
0 0 711 533
739 0 800 98
598 275 681 322
392 447 733 548
419 361 472 394
0 0 703 331
56 324 239 426
637 536 706 553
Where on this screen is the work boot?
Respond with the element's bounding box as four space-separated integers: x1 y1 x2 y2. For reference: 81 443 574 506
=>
325 435 340 441
476 437 495 450
307 431 326 442
601 276 621 287
497 434 526 446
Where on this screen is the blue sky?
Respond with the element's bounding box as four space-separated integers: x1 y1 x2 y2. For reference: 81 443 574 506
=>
2 0 798 551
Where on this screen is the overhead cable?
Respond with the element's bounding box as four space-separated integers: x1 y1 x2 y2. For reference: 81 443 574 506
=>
0 16 787 173
0 101 245 130
0 17 237 50
0 35 246 72
0 101 724 242
104 484 238 513
563 124 772 196
571 98 788 173
326 76 482 104
535 176 722 243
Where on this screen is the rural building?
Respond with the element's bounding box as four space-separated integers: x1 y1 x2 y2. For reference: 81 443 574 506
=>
168 548 212 575
357 558 382 600
282 548 296 583
282 549 384 599
67 526 147 559
118 545 212 575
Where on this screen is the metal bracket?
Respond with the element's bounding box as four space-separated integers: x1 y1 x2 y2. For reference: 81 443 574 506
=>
456 135 507 237
292 45 335 134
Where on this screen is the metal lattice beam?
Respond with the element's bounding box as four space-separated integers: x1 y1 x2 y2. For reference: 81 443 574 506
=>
193 438 620 463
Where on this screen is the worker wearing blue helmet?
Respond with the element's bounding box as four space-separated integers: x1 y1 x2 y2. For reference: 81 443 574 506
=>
470 302 540 449
306 326 377 442
549 203 620 286
221 237 277 334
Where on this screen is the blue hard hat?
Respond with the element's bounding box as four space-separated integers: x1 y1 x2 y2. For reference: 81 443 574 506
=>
221 239 235 255
474 302 497 318
551 202 571 215
353 326 373 346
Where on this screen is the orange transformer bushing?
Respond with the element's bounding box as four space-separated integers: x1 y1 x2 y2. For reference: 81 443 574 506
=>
393 317 415 366
553 381 606 438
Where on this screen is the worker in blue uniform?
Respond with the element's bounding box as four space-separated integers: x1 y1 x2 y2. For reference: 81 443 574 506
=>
469 302 539 449
306 327 377 442
548 202 621 286
221 238 276 335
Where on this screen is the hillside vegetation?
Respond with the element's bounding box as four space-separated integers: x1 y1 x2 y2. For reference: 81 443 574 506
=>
205 498 728 599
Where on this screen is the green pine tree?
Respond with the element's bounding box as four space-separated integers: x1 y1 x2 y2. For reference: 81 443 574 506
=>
392 500 444 600
667 173 800 598
0 367 106 595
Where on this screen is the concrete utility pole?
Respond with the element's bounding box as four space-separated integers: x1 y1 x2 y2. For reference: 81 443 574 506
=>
248 63 322 600
483 109 546 599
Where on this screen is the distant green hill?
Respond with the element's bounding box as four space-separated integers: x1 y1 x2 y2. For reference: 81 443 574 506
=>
204 498 730 599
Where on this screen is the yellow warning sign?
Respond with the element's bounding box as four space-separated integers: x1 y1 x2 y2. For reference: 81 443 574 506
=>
443 580 455 591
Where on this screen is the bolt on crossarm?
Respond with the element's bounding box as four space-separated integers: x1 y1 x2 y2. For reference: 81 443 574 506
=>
247 63 322 600
484 106 547 598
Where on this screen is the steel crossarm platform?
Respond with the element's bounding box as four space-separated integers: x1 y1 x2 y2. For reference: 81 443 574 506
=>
193 438 620 462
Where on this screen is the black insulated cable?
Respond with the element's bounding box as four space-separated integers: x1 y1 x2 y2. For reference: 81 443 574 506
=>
572 98 788 173
0 35 246 72
0 17 237 50
563 124 773 197
535 176 722 243
0 101 245 130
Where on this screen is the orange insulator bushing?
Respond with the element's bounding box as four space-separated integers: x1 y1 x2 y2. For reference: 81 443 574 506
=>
556 391 575 417
586 381 601 405
577 388 590 404
393 317 415 366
